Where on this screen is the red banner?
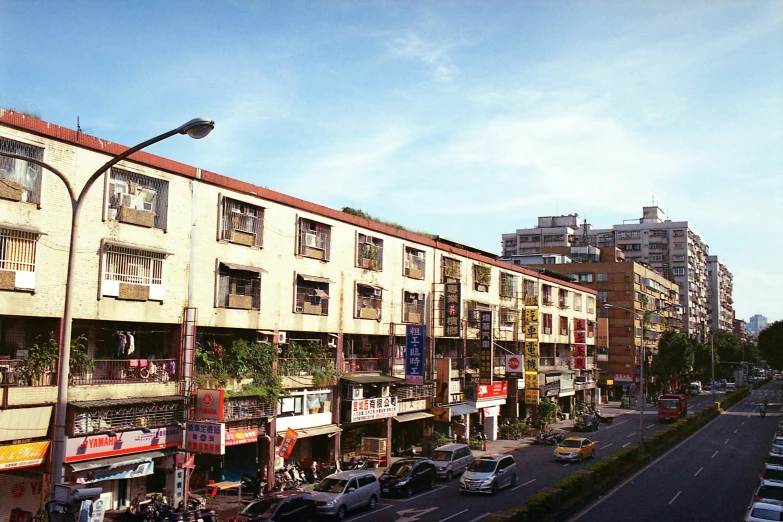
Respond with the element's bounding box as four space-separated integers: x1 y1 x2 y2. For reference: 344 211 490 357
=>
573 344 586 357
476 381 508 400
573 358 586 370
574 331 586 343
226 429 258 446
573 319 586 331
278 428 299 459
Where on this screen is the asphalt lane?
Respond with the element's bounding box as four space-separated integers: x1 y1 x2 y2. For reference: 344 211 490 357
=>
569 382 782 522
342 392 728 522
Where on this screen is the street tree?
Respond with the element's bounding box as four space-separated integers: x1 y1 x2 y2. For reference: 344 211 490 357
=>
759 321 783 369
652 330 694 391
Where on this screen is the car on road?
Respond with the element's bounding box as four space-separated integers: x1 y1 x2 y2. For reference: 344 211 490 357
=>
573 413 600 432
378 458 436 497
768 453 783 467
762 464 783 484
725 382 736 392
458 454 517 494
755 480 783 506
746 501 783 522
234 492 318 522
553 437 596 462
430 443 474 481
311 469 379 520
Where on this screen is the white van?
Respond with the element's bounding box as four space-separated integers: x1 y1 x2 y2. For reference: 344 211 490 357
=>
430 443 474 481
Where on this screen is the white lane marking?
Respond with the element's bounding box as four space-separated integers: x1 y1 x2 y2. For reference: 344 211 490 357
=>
647 424 656 429
466 514 490 522
712 451 719 458
627 433 635 438
742 421 746 426
564 463 571 467
512 478 536 491
725 438 730 444
734 428 739 434
669 491 682 505
437 509 469 522
393 485 446 502
600 444 613 450
622 442 631 448
349 505 392 520
694 467 703 476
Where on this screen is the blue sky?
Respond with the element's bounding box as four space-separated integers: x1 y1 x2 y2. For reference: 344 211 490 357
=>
1 1 781 323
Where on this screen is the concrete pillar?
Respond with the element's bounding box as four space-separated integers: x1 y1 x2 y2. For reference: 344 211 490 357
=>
485 415 498 441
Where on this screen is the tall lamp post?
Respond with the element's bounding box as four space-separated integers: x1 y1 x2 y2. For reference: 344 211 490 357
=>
0 118 214 512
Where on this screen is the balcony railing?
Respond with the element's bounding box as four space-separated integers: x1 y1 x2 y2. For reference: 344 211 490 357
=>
342 358 382 373
278 358 336 377
394 383 435 400
70 359 177 385
0 360 55 386
540 357 555 367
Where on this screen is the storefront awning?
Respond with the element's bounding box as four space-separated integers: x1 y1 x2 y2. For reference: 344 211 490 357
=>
340 375 403 384
393 412 434 423
69 450 165 472
446 404 478 416
0 406 52 442
296 424 342 439
221 261 268 274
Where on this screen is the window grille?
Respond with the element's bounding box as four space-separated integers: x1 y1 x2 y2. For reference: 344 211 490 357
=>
404 247 425 279
357 233 383 270
442 257 461 282
108 167 169 229
217 266 261 310
221 197 264 247
298 218 331 260
71 399 186 435
403 291 424 323
295 276 329 315
0 228 38 271
499 272 515 298
356 284 382 320
0 137 43 204
104 245 164 286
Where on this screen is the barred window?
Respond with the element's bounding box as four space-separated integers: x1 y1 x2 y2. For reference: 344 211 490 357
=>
217 264 261 310
499 272 516 298
220 197 264 247
297 218 331 261
357 233 383 271
356 284 382 320
0 137 43 205
403 291 425 323
0 228 38 272
442 257 461 282
295 275 329 315
108 168 169 230
404 247 426 279
104 245 164 286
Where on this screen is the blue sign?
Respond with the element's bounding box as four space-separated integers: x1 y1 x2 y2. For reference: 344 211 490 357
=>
630 385 637 394
405 324 425 385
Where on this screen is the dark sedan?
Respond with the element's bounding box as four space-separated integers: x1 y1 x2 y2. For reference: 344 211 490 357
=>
379 458 436 497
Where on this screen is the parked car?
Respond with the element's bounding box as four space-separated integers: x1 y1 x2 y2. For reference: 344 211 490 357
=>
725 382 736 392
234 492 318 522
755 480 783 506
311 470 379 520
574 414 600 432
553 437 596 462
763 464 783 484
458 454 517 494
430 443 474 481
768 453 783 467
379 458 436 497
746 501 783 522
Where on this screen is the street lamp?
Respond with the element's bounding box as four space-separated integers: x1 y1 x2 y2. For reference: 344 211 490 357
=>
0 117 214 514
604 302 651 450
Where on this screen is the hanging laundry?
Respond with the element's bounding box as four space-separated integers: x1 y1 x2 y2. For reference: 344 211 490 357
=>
126 332 136 356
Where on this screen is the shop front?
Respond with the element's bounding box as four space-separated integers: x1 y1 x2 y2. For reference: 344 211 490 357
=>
275 388 340 469
64 426 183 511
64 397 188 510
339 375 400 467
391 385 434 451
0 441 51 522
466 381 509 441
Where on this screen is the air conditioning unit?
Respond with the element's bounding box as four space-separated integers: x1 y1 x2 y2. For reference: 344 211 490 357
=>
328 338 337 348
277 332 287 344
305 233 317 248
256 332 271 343
373 288 382 297
120 193 136 207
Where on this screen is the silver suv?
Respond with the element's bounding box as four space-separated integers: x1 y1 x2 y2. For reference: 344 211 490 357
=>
459 454 517 494
311 469 380 520
431 443 474 481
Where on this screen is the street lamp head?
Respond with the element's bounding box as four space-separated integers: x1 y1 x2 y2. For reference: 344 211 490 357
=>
603 303 613 309
177 118 215 140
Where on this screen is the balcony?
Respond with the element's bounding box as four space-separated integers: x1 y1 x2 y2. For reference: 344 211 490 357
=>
70 359 178 385
341 358 383 373
394 383 435 400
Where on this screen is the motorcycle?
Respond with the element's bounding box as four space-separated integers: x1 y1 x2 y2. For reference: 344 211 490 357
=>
241 470 267 498
593 409 615 425
533 429 565 446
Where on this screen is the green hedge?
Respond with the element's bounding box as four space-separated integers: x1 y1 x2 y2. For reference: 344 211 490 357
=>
504 399 728 521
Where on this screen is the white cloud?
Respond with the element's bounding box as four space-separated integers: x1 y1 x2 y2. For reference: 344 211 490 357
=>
386 30 459 82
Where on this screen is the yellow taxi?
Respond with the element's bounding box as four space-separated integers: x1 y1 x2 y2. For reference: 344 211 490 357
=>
553 437 596 462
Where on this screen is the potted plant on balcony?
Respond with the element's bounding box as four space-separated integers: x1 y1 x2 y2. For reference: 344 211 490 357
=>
69 334 95 383
14 333 58 385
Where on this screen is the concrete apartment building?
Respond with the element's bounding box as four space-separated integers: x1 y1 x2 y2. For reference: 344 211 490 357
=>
502 207 731 340
0 111 597 517
707 255 733 333
512 246 681 399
